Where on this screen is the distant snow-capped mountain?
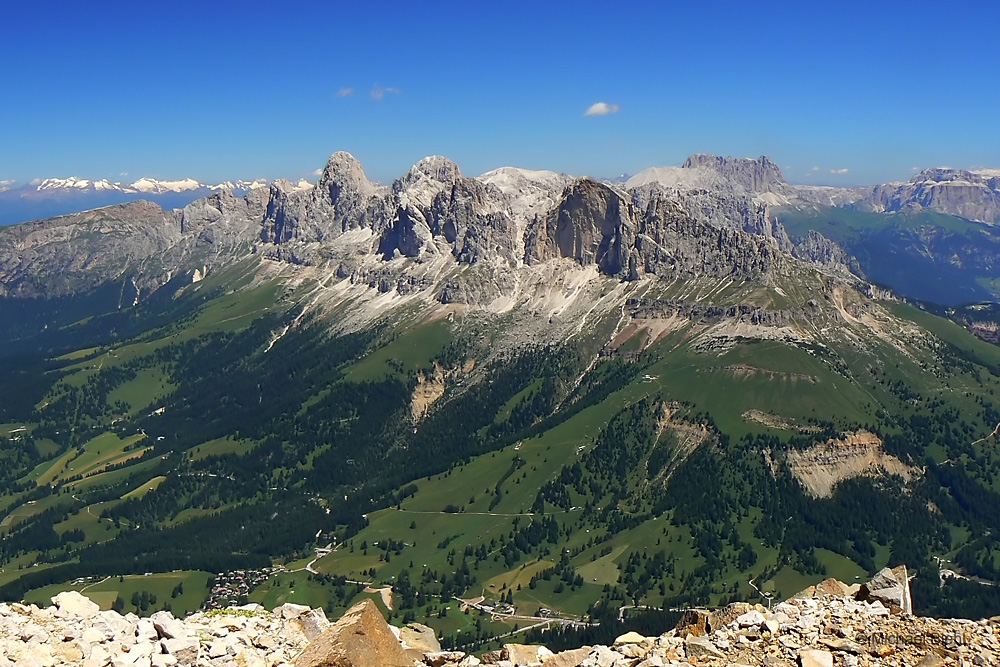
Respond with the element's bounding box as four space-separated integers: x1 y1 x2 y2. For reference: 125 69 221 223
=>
28 176 272 195
0 176 311 225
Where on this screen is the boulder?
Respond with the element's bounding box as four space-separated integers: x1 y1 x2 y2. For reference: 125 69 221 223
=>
293 598 416 667
151 610 188 640
286 607 331 642
857 565 912 615
51 591 100 618
613 631 646 646
399 622 441 652
674 608 711 637
540 647 591 666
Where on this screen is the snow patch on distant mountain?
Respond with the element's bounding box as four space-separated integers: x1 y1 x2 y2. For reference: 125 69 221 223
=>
23 176 281 196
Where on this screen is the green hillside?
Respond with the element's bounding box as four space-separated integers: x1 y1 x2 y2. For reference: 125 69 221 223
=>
2 261 1000 648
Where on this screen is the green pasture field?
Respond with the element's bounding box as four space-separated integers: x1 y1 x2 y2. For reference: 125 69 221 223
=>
55 432 148 482
189 437 258 461
343 319 452 382
23 571 212 616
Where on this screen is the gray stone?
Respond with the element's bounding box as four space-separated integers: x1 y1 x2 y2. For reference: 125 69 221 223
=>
150 610 188 640
160 637 199 667
858 565 912 614
684 635 725 659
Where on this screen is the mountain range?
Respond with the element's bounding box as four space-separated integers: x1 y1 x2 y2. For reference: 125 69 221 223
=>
2 150 1000 641
0 175 313 226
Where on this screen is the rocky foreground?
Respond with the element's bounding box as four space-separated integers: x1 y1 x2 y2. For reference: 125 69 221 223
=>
1 568 997 667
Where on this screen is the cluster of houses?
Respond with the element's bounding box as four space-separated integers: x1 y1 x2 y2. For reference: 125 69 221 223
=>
202 567 280 609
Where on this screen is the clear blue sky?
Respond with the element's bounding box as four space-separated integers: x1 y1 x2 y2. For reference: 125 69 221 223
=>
4 0 998 186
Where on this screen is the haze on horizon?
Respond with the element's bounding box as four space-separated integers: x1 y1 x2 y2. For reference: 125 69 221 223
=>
5 0 998 187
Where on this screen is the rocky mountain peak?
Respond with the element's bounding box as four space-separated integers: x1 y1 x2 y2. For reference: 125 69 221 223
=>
317 151 375 200
393 156 463 212
682 153 789 194
911 166 990 185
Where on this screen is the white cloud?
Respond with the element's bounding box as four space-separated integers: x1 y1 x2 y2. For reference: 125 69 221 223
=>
311 168 324 177
584 102 620 116
337 87 354 98
829 168 849 174
810 166 820 172
371 84 400 100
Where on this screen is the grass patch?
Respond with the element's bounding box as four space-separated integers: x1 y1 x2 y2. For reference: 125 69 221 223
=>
343 319 451 382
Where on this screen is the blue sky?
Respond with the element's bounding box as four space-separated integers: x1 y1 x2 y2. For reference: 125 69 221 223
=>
4 1 998 186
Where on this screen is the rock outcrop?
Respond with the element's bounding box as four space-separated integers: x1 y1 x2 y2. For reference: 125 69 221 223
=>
294 598 416 667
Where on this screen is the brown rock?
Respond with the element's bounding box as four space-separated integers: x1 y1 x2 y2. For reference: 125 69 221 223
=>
914 654 947 667
813 578 853 596
294 598 415 667
709 602 754 630
480 649 503 664
675 609 711 637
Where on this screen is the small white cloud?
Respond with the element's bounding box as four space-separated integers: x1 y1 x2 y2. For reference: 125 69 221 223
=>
119 171 129 176
311 168 323 177
830 168 849 174
810 166 820 172
371 84 400 100
337 87 354 98
584 102 620 116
